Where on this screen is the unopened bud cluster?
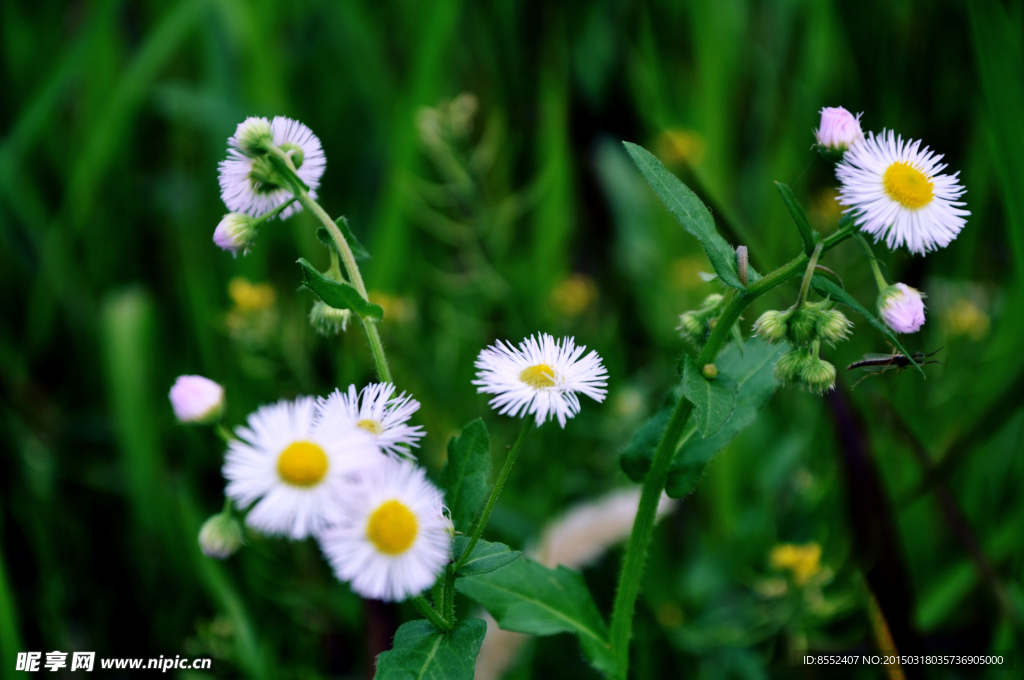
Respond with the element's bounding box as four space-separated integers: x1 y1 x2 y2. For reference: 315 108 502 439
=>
677 294 725 344
309 300 353 336
754 300 851 393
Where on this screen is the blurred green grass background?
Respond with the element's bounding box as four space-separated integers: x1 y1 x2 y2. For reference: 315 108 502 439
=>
2 0 1023 678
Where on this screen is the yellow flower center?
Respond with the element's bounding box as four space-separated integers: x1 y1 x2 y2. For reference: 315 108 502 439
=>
883 161 934 209
520 364 557 388
357 419 384 436
366 500 418 555
276 441 329 487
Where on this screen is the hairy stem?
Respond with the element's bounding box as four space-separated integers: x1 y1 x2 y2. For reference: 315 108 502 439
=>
454 419 533 572
856 233 890 293
413 596 452 633
269 146 394 384
607 220 856 678
796 242 824 309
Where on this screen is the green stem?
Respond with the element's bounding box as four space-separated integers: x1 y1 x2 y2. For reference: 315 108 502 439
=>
251 196 296 226
413 596 452 633
454 419 533 572
215 423 235 444
795 242 824 309
269 146 394 385
607 219 856 679
856 233 890 293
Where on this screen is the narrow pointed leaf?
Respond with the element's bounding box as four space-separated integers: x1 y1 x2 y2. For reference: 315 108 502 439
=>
336 216 372 260
667 339 786 497
623 141 756 289
452 537 520 577
374 619 486 680
438 420 492 533
297 258 383 321
456 557 616 675
682 357 737 438
811 275 924 376
775 181 818 255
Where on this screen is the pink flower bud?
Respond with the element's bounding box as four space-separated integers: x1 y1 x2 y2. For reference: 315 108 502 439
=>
213 213 257 254
815 107 864 151
879 283 926 334
169 375 225 424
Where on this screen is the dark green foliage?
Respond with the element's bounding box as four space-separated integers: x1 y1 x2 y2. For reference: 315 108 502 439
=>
438 420 491 534
374 619 487 680
297 257 384 320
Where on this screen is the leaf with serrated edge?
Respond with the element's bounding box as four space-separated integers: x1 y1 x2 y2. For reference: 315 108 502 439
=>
297 258 383 321
623 141 759 289
374 619 486 680
455 557 616 675
452 537 520 576
438 420 492 534
667 339 785 497
682 357 737 438
810 275 925 377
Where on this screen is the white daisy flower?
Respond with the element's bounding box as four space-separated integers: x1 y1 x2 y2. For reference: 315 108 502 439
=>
879 283 926 334
318 457 451 602
473 333 608 427
223 397 383 539
318 383 425 456
218 116 326 220
837 130 969 255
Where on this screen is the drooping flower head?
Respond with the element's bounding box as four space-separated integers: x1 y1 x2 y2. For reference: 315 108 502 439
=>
318 457 451 602
837 130 969 255
223 397 383 539
473 333 608 427
815 107 864 152
218 116 326 220
318 383 425 456
169 375 225 424
879 283 926 334
213 213 258 254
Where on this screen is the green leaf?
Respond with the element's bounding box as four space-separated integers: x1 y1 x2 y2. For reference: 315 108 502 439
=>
374 619 486 680
296 258 384 321
775 182 818 255
623 141 755 289
438 420 492 533
667 339 785 498
452 537 520 577
455 557 616 675
810 275 925 377
682 357 737 438
328 216 371 260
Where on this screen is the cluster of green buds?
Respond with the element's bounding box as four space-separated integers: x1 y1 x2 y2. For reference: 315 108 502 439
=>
754 299 852 393
677 293 726 344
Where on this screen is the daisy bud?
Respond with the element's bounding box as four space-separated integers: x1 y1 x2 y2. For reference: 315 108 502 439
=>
817 309 853 345
774 348 813 383
169 375 225 425
699 293 724 310
309 300 353 336
879 283 926 334
753 310 789 344
213 213 258 254
814 107 864 154
702 364 718 380
787 309 820 345
677 311 706 341
800 357 837 394
198 512 243 559
233 117 273 156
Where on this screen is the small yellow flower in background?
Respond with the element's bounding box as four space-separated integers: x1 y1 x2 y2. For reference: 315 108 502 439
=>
369 291 417 325
670 256 711 292
942 297 990 340
655 129 706 167
809 187 843 232
229 277 276 313
549 273 597 318
770 542 822 585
